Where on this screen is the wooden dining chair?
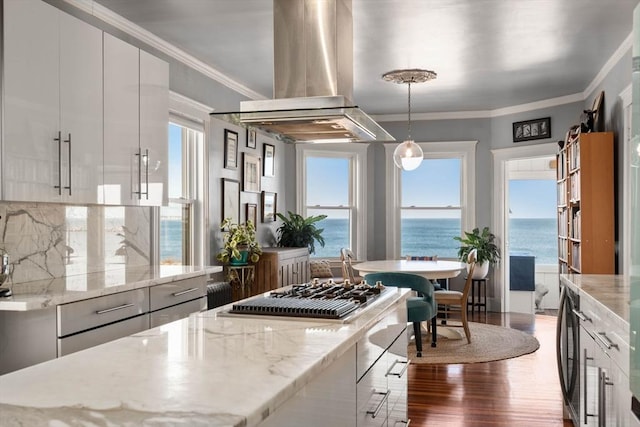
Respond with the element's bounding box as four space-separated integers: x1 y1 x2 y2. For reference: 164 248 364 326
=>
340 248 362 284
363 271 437 357
433 250 477 344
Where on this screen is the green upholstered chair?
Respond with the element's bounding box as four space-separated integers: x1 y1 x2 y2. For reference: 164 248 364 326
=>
363 272 437 357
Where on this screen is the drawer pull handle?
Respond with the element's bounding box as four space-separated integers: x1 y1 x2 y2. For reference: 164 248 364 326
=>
386 359 409 378
366 389 390 418
96 303 135 315
596 332 619 350
571 308 591 322
172 287 199 297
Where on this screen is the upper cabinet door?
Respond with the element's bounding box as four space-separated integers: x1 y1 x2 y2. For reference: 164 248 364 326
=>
139 50 169 207
3 0 103 204
103 33 140 206
59 11 104 204
3 0 60 201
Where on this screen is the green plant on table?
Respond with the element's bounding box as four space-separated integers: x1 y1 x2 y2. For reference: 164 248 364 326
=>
217 218 262 264
453 226 500 266
275 211 327 254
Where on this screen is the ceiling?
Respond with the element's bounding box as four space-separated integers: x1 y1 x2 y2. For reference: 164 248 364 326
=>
93 0 639 116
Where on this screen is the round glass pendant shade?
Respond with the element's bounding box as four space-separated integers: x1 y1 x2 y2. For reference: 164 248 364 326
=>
393 140 423 171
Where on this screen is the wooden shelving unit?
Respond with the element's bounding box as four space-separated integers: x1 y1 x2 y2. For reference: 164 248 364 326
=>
557 131 614 274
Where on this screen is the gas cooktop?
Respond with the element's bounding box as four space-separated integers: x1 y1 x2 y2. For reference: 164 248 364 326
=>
228 281 387 321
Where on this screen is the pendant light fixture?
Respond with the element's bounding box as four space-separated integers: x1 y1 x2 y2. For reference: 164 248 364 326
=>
382 69 437 171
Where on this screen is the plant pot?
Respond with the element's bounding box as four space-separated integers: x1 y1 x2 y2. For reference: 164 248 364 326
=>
468 261 489 279
229 249 249 266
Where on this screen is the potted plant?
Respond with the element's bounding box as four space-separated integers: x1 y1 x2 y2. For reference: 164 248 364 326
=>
275 211 327 254
217 218 262 265
453 226 500 279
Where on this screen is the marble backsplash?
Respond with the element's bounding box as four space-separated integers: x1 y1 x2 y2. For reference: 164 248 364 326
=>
0 202 151 286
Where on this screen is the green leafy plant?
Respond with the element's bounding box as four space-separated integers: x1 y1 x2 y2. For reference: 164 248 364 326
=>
216 218 262 264
453 226 500 266
275 211 327 254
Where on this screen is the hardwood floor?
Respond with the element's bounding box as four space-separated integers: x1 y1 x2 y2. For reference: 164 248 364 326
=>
408 312 574 426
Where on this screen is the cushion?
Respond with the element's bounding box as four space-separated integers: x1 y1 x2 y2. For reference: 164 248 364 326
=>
309 260 333 278
406 255 438 261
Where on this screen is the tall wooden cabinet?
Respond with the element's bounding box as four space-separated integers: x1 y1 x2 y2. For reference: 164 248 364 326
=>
255 248 310 295
556 131 614 274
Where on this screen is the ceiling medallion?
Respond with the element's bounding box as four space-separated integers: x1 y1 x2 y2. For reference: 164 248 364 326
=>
382 68 437 85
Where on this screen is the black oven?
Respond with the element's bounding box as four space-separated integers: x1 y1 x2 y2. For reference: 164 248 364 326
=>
557 282 580 425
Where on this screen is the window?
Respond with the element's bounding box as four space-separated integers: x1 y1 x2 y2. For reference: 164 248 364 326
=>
159 121 204 265
386 141 476 259
296 144 368 259
401 158 462 258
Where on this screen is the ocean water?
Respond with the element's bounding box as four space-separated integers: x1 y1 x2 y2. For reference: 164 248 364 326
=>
159 217 558 264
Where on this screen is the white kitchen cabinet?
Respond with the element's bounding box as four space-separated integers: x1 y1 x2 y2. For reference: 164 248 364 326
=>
103 33 168 206
579 294 631 426
139 50 169 206
3 0 103 203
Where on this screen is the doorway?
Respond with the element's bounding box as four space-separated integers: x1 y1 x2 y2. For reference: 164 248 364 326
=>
491 142 558 313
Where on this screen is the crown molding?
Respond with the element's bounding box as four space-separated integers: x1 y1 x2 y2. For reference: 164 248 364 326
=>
62 0 267 101
373 92 584 122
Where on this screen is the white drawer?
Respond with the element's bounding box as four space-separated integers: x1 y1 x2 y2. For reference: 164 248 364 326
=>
57 288 148 337
356 351 389 427
57 314 149 356
149 276 206 312
356 301 406 381
149 297 205 328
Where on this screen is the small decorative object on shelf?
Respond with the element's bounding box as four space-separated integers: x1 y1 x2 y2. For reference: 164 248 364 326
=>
217 218 262 266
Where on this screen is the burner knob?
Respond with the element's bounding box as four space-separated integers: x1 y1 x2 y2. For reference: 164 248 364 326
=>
343 279 351 289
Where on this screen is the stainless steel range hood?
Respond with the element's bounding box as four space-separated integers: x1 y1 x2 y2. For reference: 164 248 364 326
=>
237 0 394 143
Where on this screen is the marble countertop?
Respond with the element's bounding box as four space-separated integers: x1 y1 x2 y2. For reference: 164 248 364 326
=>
0 265 222 311
0 287 409 426
560 274 630 325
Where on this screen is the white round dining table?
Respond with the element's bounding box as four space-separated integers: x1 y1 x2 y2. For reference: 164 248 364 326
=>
353 259 466 280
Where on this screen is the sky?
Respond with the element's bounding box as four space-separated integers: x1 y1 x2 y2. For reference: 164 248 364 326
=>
306 155 557 219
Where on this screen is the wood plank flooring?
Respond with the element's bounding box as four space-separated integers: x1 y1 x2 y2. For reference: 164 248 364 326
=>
408 312 574 426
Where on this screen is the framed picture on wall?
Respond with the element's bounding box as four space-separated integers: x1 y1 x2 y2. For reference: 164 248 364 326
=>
262 191 277 222
263 143 275 177
512 117 551 143
246 203 258 226
222 178 240 224
243 153 261 193
246 128 257 149
224 129 238 169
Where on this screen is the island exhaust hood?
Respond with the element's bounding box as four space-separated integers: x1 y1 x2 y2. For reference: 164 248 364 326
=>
237 0 394 143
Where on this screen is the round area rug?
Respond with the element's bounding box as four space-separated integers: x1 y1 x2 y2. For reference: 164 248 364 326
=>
408 321 540 364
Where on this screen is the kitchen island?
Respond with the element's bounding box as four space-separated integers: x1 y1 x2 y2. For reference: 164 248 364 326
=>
0 286 410 426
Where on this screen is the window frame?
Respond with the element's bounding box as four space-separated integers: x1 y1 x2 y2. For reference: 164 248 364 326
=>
153 91 210 266
296 143 368 260
384 140 477 259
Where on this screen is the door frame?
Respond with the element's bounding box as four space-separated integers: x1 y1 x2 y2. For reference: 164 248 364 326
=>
491 142 557 312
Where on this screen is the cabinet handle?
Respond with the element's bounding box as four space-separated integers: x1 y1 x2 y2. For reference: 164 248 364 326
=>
571 308 591 323
144 149 149 200
54 131 62 195
366 389 390 419
584 348 596 421
64 133 71 195
598 368 613 427
386 359 409 378
595 332 619 350
96 303 135 315
172 287 199 297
